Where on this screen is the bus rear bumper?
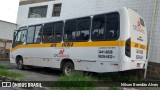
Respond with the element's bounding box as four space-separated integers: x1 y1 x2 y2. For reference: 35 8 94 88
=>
121 59 148 71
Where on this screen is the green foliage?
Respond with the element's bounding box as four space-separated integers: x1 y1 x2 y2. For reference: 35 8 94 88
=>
98 72 145 81
108 87 120 90
54 71 146 90
58 72 96 81
0 65 7 70
0 65 25 80
54 72 96 90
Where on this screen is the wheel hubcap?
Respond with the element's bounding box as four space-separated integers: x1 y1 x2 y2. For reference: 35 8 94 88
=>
65 65 72 75
18 60 23 69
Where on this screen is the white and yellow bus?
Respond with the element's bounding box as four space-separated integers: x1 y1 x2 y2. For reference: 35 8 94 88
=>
10 7 147 75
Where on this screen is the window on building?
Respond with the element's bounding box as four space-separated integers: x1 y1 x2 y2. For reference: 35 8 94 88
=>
52 3 62 17
64 19 76 42
76 17 91 41
28 5 48 18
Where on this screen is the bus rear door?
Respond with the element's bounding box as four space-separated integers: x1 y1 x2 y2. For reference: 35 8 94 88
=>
129 9 147 69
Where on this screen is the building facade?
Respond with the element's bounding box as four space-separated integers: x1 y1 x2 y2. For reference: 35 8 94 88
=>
0 20 17 40
0 20 17 59
17 0 160 78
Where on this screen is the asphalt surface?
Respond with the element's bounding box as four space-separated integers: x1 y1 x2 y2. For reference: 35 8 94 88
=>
0 60 61 81
0 60 61 90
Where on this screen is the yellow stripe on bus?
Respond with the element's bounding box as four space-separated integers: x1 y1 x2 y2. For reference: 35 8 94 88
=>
131 42 147 50
10 40 147 52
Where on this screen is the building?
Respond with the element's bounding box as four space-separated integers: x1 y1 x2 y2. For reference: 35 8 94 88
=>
17 0 160 79
0 20 17 59
0 20 17 40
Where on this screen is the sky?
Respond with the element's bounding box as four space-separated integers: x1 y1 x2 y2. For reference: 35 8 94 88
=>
0 0 20 23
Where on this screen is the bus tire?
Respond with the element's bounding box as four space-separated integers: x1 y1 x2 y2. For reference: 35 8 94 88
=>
62 62 74 76
17 59 24 70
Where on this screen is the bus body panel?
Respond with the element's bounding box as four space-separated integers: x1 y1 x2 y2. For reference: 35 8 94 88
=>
121 9 147 71
129 9 147 60
10 43 121 72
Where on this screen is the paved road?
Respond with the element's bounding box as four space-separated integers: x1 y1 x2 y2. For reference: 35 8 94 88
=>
0 61 62 81
0 60 61 81
0 60 61 90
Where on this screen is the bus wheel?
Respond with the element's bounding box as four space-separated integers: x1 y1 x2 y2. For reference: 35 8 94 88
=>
62 62 74 76
17 59 24 70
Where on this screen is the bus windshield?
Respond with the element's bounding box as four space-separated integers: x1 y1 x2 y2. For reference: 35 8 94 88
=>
12 28 27 48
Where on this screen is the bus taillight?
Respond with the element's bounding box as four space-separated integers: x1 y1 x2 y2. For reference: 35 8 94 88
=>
125 38 131 57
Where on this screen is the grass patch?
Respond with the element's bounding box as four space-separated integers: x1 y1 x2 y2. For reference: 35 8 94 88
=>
0 65 7 70
58 72 96 81
54 72 96 90
98 72 145 81
54 70 146 90
108 87 120 90
0 65 25 80
99 74 140 81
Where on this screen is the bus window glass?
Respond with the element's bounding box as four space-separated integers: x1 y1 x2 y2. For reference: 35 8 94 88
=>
43 23 54 43
15 30 27 43
64 20 76 42
21 30 27 43
34 25 43 43
53 22 63 42
106 12 119 40
16 31 22 42
26 26 35 43
77 17 90 41
92 15 105 41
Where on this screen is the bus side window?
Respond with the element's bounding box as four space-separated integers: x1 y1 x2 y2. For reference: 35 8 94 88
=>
64 20 76 42
76 17 90 41
42 23 54 43
26 26 35 43
34 25 43 43
14 30 27 46
52 21 63 42
21 30 27 43
92 15 105 41
106 12 120 40
16 30 27 43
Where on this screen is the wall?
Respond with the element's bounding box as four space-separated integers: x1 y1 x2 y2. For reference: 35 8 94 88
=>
20 0 55 5
148 0 160 63
0 20 17 40
147 0 160 79
0 42 11 50
0 21 17 59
